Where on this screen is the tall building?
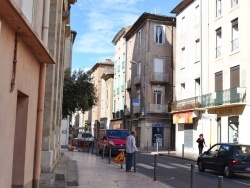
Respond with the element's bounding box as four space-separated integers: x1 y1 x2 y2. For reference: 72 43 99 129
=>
90 59 114 137
171 0 250 155
111 26 131 129
124 13 176 148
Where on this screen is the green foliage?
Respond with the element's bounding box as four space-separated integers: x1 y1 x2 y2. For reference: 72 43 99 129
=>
62 68 98 119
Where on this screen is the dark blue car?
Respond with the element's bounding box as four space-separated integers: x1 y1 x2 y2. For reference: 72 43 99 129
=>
197 143 250 177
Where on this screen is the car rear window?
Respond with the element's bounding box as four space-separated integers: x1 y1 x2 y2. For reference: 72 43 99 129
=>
236 145 250 155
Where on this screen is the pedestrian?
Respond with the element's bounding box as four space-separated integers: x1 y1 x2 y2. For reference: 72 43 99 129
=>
126 131 138 172
196 133 207 155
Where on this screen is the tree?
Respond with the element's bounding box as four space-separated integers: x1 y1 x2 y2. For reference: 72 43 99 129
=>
62 68 98 119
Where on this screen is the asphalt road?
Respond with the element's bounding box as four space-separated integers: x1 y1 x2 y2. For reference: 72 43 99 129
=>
136 152 250 188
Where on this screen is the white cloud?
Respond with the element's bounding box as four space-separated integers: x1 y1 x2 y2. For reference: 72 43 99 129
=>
73 0 143 54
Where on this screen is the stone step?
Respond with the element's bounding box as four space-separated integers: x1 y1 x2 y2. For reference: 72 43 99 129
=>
66 160 78 186
53 156 69 180
39 173 56 188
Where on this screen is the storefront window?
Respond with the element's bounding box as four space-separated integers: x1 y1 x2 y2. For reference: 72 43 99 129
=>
228 116 239 143
152 127 163 146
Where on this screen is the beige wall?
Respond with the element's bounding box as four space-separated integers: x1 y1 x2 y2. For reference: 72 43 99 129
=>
0 19 40 186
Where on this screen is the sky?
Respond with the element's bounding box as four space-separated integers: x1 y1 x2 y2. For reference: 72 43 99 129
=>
70 0 182 71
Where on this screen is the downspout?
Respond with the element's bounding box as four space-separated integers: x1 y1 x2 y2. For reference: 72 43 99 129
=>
33 0 50 187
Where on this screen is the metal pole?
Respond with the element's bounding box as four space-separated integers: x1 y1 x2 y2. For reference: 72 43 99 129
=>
182 144 184 158
156 142 158 152
168 143 170 155
133 151 136 173
109 147 111 164
102 145 105 159
218 176 223 188
191 164 195 188
154 154 157 181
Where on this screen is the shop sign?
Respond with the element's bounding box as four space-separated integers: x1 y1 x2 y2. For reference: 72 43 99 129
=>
132 99 140 106
173 111 193 124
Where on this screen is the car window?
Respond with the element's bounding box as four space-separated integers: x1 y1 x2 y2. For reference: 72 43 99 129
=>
218 144 229 155
106 130 129 138
209 144 221 155
237 145 250 155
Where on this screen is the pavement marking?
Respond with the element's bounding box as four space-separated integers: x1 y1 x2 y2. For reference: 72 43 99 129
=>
137 163 154 169
169 163 191 170
233 180 250 186
153 163 176 169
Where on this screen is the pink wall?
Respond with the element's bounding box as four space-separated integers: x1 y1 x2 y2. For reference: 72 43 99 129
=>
0 19 40 187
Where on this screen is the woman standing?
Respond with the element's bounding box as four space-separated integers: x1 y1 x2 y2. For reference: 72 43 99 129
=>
196 134 207 155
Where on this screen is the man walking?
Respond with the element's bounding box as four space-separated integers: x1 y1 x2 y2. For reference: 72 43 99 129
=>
126 131 138 172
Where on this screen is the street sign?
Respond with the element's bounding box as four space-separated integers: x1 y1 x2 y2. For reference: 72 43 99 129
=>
132 99 140 107
112 151 125 163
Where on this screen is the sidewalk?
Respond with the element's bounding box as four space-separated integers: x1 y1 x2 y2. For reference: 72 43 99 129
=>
61 147 199 188
63 148 172 188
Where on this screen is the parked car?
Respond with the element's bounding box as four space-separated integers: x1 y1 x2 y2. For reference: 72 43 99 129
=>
78 132 94 146
97 129 130 155
197 143 250 177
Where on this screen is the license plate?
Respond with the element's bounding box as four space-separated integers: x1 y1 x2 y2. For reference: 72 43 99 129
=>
246 167 250 171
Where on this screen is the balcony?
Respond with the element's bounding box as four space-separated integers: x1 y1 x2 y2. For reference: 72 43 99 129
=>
133 106 141 114
124 107 131 116
201 87 246 108
149 104 168 113
150 72 169 83
171 96 201 111
126 80 131 90
134 74 141 85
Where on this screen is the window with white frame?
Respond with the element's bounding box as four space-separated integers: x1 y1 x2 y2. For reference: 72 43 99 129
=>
216 0 222 17
231 18 239 51
154 58 163 73
195 39 200 63
137 29 141 48
154 89 162 104
181 83 185 99
216 28 222 58
154 25 165 44
231 0 238 8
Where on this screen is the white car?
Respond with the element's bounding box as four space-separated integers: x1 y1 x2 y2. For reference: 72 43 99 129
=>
78 132 94 146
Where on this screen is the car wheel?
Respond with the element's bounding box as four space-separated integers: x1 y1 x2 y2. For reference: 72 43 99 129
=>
224 165 233 178
198 161 205 172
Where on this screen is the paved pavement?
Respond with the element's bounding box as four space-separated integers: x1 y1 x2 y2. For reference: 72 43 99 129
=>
62 147 199 188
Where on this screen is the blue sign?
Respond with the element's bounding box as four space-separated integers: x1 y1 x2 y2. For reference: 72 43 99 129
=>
132 99 140 106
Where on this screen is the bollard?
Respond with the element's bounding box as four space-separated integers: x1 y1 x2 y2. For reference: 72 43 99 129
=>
133 151 136 173
218 176 223 188
191 164 195 188
154 154 157 181
156 142 159 152
182 144 184 158
109 147 111 164
168 143 170 155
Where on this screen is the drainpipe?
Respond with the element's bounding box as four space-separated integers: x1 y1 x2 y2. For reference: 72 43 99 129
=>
33 0 50 187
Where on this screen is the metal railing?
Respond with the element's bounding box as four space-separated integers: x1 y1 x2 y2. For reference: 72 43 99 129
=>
171 96 201 111
201 87 246 108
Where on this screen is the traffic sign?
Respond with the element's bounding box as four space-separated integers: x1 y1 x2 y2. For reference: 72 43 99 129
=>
112 151 125 163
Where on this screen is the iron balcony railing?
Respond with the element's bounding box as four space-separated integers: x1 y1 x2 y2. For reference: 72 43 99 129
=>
149 72 169 83
201 87 246 108
171 96 201 111
148 104 168 113
134 74 141 85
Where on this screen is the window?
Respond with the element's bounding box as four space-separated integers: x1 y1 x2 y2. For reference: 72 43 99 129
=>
195 39 200 62
228 116 239 143
154 90 162 104
181 83 185 99
216 28 222 58
230 65 240 102
231 0 238 8
231 19 239 51
154 58 163 73
137 29 141 48
215 71 223 105
216 0 222 17
154 25 165 44
181 47 185 68
195 78 200 97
